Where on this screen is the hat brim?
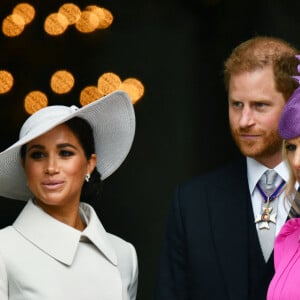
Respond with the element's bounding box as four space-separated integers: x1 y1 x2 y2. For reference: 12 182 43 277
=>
0 90 135 201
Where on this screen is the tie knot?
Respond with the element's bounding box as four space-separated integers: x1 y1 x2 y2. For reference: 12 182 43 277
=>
259 169 278 194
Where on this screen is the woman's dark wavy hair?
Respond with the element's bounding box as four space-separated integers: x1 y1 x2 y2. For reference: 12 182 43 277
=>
20 117 103 204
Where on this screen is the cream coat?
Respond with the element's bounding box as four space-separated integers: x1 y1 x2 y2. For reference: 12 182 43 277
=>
0 200 138 300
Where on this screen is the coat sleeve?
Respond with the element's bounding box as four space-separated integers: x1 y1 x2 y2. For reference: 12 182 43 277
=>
108 233 139 300
128 243 138 300
155 186 188 300
0 252 8 300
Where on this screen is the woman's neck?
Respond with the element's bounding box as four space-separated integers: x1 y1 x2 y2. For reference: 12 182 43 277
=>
34 199 86 231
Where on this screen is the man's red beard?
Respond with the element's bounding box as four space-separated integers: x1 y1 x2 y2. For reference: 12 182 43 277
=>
230 128 282 160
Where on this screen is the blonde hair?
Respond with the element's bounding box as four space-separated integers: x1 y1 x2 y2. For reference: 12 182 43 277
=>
282 140 297 203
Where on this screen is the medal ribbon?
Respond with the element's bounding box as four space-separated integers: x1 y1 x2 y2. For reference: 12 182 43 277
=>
257 179 285 203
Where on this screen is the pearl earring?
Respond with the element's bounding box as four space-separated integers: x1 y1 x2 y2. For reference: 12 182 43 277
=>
85 174 90 182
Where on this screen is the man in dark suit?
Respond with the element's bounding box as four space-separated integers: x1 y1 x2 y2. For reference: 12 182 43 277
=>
155 36 300 300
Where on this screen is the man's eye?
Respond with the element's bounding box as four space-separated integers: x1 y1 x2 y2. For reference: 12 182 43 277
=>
29 151 45 159
285 144 296 152
232 101 242 108
255 102 267 108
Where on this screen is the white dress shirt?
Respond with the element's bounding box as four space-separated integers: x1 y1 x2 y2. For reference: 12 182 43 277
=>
0 200 138 300
247 157 291 236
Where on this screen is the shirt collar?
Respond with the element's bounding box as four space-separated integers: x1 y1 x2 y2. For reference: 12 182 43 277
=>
246 157 289 195
13 200 117 266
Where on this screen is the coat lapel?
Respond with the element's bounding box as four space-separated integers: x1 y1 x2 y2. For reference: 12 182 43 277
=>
13 200 118 266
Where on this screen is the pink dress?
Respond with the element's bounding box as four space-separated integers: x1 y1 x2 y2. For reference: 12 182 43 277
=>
267 218 300 299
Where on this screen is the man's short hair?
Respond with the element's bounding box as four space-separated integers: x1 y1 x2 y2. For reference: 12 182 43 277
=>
224 36 299 101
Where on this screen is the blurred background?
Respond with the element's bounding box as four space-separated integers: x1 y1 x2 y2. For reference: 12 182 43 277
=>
1 0 300 299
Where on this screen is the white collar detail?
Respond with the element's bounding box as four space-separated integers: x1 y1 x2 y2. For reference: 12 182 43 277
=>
12 199 117 266
246 157 289 195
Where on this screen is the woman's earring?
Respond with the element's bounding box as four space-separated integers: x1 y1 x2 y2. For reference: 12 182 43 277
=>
85 174 90 182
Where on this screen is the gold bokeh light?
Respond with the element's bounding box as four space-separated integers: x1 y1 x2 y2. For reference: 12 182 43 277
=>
13 3 35 25
2 14 25 37
75 11 99 33
98 7 113 29
1 3 144 109
58 3 81 25
50 70 75 94
80 86 103 106
44 12 69 36
44 3 113 35
80 72 145 105
85 6 113 29
120 78 144 104
0 70 14 94
24 91 48 115
98 72 122 95
2 3 35 37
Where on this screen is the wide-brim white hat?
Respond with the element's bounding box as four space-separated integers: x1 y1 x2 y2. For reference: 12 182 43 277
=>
0 90 135 201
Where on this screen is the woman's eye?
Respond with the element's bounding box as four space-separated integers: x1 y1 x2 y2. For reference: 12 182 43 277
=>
285 144 296 152
29 151 45 159
60 150 74 157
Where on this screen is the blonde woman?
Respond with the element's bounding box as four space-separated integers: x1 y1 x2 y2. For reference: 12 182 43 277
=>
267 75 300 299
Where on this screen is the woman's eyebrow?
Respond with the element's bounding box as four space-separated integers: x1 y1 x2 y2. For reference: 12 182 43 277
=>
27 143 78 151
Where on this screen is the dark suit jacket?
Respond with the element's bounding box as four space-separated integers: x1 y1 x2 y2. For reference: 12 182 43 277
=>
155 159 273 300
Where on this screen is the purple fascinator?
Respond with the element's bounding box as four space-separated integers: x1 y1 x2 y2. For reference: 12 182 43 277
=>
279 87 300 139
278 55 300 139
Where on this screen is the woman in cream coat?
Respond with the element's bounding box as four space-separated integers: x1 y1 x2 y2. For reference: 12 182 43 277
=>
0 91 138 300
